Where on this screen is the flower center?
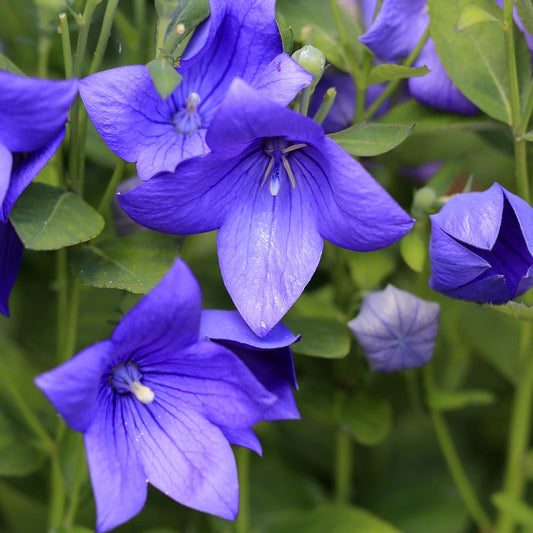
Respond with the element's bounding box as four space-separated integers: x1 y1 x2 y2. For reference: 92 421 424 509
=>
172 92 203 136
110 362 155 404
261 139 307 196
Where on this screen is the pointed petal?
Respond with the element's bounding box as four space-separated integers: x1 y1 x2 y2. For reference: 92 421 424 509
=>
132 400 239 520
439 274 510 304
253 53 313 106
206 78 324 158
217 155 324 336
313 138 413 250
199 309 299 350
34 341 113 432
0 142 12 209
85 392 147 532
2 129 65 221
112 259 201 359
0 221 23 317
409 40 478 114
118 154 235 234
359 0 428 60
431 183 504 250
140 340 276 429
219 426 262 455
503 186 533 257
0 72 77 153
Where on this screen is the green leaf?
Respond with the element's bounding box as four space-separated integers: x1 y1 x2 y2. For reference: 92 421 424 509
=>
330 123 414 156
518 130 533 141
400 230 427 273
268 504 401 533
276 10 294 54
71 232 180 294
368 64 429 85
484 300 533 320
52 527 95 533
348 249 396 290
492 492 533 526
429 0 532 124
283 317 351 358
516 0 533 37
337 392 392 446
427 389 495 411
146 57 183 99
10 183 104 251
0 52 24 74
456 4 504 32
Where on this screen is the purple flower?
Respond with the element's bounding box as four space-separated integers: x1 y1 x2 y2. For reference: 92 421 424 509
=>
79 0 311 180
429 183 533 304
348 285 440 372
0 71 78 221
359 0 478 114
0 71 77 315
119 79 414 336
35 259 299 531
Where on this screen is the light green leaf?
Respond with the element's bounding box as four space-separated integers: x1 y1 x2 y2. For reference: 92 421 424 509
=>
10 183 104 251
268 504 401 533
146 57 183 99
348 249 396 290
484 300 533 320
429 0 532 124
71 232 180 294
427 389 495 411
492 492 533 526
400 230 427 273
516 0 533 37
337 392 392 446
283 317 351 358
368 64 429 85
330 123 414 156
0 52 24 74
456 4 504 32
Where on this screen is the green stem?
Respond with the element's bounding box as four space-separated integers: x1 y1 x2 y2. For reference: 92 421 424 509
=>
89 0 120 75
496 322 533 533
37 34 51 77
63 433 87 527
518 79 533 135
235 447 251 533
59 13 74 79
134 0 147 62
97 158 126 217
49 450 67 530
313 87 337 124
299 85 313 116
363 27 430 120
424 365 492 532
329 0 347 44
0 357 54 452
334 428 352 504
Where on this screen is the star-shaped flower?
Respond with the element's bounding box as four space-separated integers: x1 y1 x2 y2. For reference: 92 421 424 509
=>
35 259 299 532
80 0 311 180
349 285 440 372
119 79 414 336
429 183 533 304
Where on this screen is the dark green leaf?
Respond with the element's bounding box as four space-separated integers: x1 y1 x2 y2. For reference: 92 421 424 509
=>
516 0 533 37
10 183 104 251
368 64 429 85
456 4 504 32
268 504 401 533
71 232 180 294
146 57 183 99
427 389 495 411
283 317 350 358
330 123 414 156
429 0 532 124
337 392 392 446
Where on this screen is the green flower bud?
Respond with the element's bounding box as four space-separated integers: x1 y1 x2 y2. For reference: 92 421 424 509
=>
291 45 326 81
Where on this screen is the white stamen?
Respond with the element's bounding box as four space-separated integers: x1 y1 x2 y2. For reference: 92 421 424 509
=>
130 381 155 404
282 155 297 189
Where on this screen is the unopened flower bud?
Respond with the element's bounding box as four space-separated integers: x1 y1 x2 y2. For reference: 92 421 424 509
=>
291 45 326 81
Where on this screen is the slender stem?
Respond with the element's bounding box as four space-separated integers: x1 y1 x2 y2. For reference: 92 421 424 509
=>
363 27 430 120
329 0 347 44
48 451 67 531
97 158 126 216
59 13 74 79
313 87 337 124
334 428 352 504
37 35 51 77
62 276 81 363
299 85 313 116
423 365 492 532
514 139 529 202
496 322 533 533
89 0 120 75
134 0 147 62
0 357 54 452
63 433 87 527
235 447 251 533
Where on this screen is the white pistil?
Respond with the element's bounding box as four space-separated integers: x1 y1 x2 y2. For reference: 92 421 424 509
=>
130 381 155 404
186 92 201 115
